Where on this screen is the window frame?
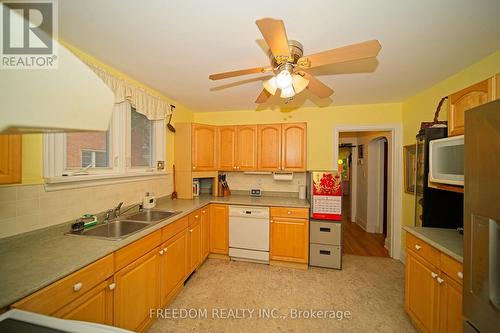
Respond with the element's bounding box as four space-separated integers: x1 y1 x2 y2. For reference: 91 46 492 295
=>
43 102 166 189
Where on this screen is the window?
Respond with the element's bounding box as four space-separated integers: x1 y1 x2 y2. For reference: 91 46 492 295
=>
44 102 166 184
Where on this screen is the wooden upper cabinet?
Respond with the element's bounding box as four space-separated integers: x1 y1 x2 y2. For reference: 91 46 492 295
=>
496 74 500 100
192 124 217 170
0 134 22 184
257 124 282 171
448 78 493 136
235 125 257 171
281 123 307 171
217 126 236 171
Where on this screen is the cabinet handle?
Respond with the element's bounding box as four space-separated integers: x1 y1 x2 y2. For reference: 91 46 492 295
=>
437 277 444 284
287 211 292 215
202 210 206 214
431 272 438 279
164 247 168 252
458 272 463 280
159 249 165 255
108 283 116 291
189 229 193 232
270 220 273 223
195 215 199 219
193 166 196 169
73 282 83 292
320 227 331 232
414 244 422 251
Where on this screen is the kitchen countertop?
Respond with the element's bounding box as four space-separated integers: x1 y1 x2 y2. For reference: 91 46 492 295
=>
0 194 309 308
403 226 463 263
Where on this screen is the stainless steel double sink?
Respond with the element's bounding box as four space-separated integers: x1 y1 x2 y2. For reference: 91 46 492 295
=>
69 210 180 240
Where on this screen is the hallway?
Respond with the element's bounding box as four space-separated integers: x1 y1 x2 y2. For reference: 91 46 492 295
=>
342 195 389 257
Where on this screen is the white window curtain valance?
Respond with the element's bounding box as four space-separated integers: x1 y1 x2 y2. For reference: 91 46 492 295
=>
85 62 172 120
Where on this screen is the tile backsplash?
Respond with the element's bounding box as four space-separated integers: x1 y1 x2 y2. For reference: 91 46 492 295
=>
225 172 306 194
0 176 171 239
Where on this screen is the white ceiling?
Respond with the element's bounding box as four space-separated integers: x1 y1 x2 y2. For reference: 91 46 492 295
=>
59 0 500 112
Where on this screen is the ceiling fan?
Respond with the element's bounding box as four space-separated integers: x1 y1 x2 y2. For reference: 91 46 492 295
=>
209 18 382 104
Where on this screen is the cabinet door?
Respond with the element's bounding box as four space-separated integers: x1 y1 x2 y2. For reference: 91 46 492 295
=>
257 124 281 171
114 248 160 332
439 274 463 333
54 278 114 326
281 123 306 171
188 220 202 274
209 204 228 254
270 217 309 263
0 134 21 184
160 230 187 306
448 78 493 136
496 74 500 100
236 125 257 170
201 206 210 260
218 126 236 171
192 124 217 170
405 252 439 333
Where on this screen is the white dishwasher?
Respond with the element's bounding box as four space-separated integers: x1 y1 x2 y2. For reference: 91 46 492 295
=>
229 206 269 263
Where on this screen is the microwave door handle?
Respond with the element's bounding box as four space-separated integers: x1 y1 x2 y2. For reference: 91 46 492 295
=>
490 218 500 310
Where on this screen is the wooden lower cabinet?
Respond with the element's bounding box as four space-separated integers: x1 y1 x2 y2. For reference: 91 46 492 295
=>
159 230 187 306
405 234 463 333
209 204 228 254
54 278 114 326
439 274 463 333
405 251 439 333
270 217 309 263
114 247 161 332
188 219 202 274
201 206 210 259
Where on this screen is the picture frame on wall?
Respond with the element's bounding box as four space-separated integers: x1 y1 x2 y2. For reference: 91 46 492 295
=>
404 144 417 194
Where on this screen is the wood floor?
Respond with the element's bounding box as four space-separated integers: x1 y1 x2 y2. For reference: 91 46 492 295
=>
342 195 389 257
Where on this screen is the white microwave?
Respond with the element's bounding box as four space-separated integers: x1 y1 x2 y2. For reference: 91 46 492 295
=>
429 135 464 186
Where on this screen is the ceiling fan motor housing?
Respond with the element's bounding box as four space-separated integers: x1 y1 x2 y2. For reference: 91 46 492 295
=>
269 40 304 70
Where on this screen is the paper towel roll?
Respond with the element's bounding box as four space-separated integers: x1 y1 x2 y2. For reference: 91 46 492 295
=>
298 185 306 199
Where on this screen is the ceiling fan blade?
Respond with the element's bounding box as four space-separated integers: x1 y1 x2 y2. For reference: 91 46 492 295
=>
298 40 381 69
255 18 291 60
297 71 334 98
255 89 271 104
209 67 271 80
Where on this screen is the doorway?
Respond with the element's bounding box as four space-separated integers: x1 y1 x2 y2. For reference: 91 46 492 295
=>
338 132 391 257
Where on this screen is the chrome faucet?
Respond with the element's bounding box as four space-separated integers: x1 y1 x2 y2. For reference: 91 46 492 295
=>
103 202 123 224
113 202 124 218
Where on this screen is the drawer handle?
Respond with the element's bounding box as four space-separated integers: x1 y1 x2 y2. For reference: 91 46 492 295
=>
108 283 116 291
319 250 331 255
287 211 292 215
431 272 438 279
414 244 422 251
458 272 463 280
73 282 83 292
320 227 331 232
437 277 444 284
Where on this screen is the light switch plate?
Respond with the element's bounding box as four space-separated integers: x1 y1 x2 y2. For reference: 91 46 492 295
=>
250 189 262 197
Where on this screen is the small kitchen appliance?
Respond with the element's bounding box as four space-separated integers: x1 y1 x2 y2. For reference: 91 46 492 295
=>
142 192 156 209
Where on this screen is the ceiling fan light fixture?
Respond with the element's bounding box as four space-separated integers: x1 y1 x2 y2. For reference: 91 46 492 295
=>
275 69 293 90
292 74 309 94
280 86 295 98
263 77 278 95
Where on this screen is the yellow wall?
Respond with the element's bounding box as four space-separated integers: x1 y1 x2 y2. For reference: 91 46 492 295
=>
19 41 195 184
401 50 500 227
194 103 402 170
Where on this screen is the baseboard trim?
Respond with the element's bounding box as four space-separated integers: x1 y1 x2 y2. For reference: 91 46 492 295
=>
270 260 308 270
208 253 230 261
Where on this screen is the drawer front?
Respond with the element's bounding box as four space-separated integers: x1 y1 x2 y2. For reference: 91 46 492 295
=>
115 230 162 271
270 207 309 219
440 253 463 285
12 254 114 315
310 221 341 245
162 216 188 242
189 209 202 226
406 233 440 267
309 244 341 269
